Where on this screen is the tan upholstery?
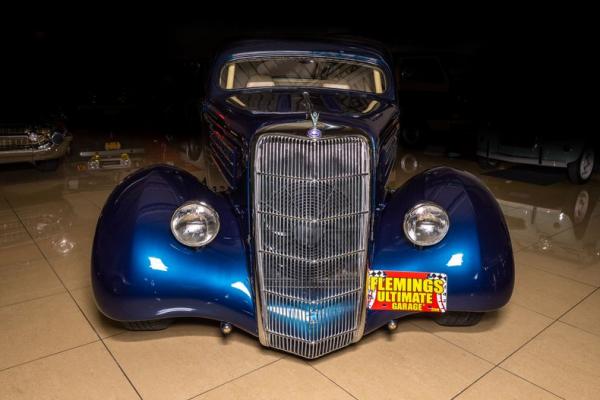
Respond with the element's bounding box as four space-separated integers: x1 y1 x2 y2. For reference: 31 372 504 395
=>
321 82 351 90
246 75 275 88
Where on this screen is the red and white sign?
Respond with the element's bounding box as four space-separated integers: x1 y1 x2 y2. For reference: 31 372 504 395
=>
367 270 448 312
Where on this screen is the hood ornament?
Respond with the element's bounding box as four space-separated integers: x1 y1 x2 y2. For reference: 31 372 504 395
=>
303 91 321 139
307 111 322 139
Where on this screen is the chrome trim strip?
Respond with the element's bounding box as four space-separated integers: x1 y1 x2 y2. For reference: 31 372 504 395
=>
475 150 569 168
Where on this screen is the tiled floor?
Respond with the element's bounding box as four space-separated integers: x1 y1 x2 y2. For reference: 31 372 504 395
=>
1 147 599 399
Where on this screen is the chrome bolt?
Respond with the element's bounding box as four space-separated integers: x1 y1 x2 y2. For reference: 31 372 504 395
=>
220 322 233 335
387 320 398 331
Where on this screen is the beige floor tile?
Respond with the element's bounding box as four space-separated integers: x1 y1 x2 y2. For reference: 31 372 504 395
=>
560 289 600 337
16 201 99 236
83 189 113 208
0 293 98 370
516 245 600 287
1 186 62 207
0 241 44 266
71 202 101 223
0 208 18 222
47 248 92 290
509 238 527 252
0 341 139 400
411 303 552 364
15 202 74 237
456 368 560 399
0 259 65 307
33 223 95 260
0 197 10 211
105 322 280 400
7 193 68 211
71 286 124 338
589 203 600 220
502 322 600 399
24 214 95 242
0 217 32 248
194 357 353 400
312 323 492 400
512 262 596 318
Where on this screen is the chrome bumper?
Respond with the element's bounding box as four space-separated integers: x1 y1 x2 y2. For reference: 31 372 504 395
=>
80 148 144 170
0 137 72 165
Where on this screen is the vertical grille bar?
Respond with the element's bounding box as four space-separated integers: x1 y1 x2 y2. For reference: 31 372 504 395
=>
253 133 371 358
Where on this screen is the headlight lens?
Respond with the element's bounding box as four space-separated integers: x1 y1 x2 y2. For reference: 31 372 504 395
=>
171 202 220 247
403 202 449 246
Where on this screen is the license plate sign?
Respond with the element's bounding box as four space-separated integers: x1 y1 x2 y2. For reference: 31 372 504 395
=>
368 271 447 312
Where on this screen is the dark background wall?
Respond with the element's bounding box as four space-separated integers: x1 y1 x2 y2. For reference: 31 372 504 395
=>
0 10 590 140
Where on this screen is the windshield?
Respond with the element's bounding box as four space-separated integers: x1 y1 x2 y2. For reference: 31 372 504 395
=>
219 57 386 94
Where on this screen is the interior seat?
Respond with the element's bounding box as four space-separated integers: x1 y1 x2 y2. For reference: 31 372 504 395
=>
246 75 275 88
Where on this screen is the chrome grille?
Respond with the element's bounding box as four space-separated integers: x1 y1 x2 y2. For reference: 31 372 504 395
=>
0 135 30 151
253 133 371 358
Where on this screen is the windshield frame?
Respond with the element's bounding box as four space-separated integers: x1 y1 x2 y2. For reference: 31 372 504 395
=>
212 51 394 100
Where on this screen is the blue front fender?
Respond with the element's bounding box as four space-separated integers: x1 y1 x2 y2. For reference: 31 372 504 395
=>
92 165 257 335
366 167 514 333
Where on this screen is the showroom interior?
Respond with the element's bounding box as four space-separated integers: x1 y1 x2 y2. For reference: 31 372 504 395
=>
0 15 597 400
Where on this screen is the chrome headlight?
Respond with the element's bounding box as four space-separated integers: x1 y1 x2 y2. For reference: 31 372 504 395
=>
171 202 220 247
403 202 449 246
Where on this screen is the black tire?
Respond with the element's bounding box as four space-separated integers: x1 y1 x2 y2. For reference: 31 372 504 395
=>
434 311 483 327
122 319 173 331
567 148 595 184
477 156 499 170
35 158 60 172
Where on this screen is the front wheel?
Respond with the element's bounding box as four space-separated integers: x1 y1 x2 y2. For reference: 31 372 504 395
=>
434 311 483 327
567 148 595 184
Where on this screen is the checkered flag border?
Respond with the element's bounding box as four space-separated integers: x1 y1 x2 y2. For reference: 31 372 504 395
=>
427 272 447 282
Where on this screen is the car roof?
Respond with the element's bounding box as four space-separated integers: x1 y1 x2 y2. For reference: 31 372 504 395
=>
216 39 392 67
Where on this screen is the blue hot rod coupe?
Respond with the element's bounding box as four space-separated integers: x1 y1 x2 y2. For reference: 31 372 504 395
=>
92 40 514 359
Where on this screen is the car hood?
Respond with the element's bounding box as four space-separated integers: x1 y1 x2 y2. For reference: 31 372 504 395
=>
207 90 398 144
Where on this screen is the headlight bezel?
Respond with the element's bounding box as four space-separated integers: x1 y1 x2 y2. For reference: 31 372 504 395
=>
170 201 220 248
403 201 450 247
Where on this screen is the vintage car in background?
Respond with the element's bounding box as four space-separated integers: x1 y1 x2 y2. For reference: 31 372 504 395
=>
68 128 145 171
477 128 596 184
92 40 514 359
0 108 71 171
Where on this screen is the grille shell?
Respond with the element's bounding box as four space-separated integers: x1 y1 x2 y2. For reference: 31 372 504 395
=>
253 132 371 358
